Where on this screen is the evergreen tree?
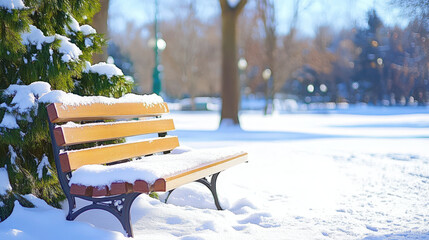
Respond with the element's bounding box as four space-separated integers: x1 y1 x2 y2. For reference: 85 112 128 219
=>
353 9 385 104
0 0 133 221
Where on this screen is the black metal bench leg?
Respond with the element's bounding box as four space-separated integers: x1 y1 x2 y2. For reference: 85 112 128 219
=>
66 193 141 238
66 196 76 220
121 193 141 237
164 189 175 204
196 172 223 210
164 172 223 210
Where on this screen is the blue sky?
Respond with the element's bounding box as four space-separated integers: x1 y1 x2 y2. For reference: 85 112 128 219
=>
108 0 409 37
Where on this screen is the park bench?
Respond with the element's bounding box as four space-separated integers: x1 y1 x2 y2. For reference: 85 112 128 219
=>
46 100 248 237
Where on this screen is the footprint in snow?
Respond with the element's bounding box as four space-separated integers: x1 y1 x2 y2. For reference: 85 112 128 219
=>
238 212 280 228
366 225 378 232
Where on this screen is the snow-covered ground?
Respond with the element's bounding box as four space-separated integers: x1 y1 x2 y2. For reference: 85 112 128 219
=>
1 107 429 240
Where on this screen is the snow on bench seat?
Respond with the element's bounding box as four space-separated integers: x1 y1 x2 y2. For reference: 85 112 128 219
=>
69 147 247 196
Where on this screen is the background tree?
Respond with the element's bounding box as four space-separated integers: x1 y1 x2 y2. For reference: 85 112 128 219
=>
219 0 247 125
390 0 429 16
353 9 384 104
258 0 276 114
391 0 429 104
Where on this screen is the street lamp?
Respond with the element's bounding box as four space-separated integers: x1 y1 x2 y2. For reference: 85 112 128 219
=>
238 57 248 72
238 58 248 86
262 68 271 81
151 0 166 95
320 84 327 93
262 68 272 115
307 84 314 93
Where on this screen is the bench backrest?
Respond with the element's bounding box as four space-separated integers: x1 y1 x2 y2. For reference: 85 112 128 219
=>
47 102 179 173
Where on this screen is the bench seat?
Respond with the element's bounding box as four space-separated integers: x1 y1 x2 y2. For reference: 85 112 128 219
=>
68 148 247 197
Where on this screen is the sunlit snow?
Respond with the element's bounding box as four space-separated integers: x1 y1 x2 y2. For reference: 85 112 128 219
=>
1 108 428 239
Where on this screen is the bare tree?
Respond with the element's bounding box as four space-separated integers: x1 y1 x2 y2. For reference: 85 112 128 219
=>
219 0 248 125
390 0 429 16
162 1 221 103
258 0 277 114
274 0 313 95
111 22 153 93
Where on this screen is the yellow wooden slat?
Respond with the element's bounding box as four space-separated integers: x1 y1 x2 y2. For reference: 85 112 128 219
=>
47 102 169 123
54 118 175 146
152 153 248 192
59 136 179 172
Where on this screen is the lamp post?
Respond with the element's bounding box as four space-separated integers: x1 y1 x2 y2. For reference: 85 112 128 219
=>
262 68 272 115
152 0 166 95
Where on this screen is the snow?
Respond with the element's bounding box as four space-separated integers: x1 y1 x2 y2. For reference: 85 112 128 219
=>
1 108 429 239
54 34 82 62
84 38 93 47
21 25 82 63
0 113 19 129
39 90 163 107
37 155 51 179
69 147 246 187
28 82 51 97
0 167 12 195
80 25 96 35
0 0 25 9
66 16 80 33
0 196 122 239
84 62 124 78
3 82 51 114
65 15 96 35
21 25 55 50
8 145 17 166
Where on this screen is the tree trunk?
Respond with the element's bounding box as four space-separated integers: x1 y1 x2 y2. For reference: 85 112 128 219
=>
221 11 240 124
92 0 109 63
219 0 247 126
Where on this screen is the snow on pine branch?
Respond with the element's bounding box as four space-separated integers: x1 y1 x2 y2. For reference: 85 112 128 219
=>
21 25 82 62
83 62 124 78
66 15 96 47
3 82 51 114
0 167 12 195
0 113 19 129
66 16 96 36
54 34 82 62
37 155 51 179
21 25 55 50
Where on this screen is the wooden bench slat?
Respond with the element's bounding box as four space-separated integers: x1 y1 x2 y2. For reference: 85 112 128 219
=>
70 180 150 197
70 184 93 196
92 186 108 197
151 153 248 192
110 182 133 195
47 102 169 123
59 136 179 172
54 118 175 146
